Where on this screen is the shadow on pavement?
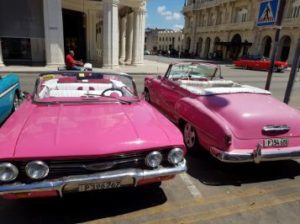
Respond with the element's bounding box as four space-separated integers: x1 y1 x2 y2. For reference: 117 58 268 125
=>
186 149 300 186
0 185 166 224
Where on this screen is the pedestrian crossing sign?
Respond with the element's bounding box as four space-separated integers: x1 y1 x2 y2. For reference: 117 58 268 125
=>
257 0 280 27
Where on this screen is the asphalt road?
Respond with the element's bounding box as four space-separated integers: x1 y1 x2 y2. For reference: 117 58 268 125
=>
1 57 300 223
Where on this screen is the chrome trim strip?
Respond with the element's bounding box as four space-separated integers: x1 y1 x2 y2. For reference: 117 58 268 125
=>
210 147 300 163
262 125 289 132
0 83 18 98
0 160 186 196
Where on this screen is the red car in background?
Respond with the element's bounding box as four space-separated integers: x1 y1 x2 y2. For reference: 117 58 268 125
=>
234 55 288 72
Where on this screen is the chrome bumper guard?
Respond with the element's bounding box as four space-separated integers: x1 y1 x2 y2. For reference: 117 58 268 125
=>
210 145 300 163
0 160 186 197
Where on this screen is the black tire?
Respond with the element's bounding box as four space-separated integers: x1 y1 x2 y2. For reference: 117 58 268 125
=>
273 66 281 72
183 122 200 151
144 89 151 103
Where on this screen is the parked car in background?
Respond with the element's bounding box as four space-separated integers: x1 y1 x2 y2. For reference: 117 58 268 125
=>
144 62 300 163
0 71 186 199
0 73 21 124
144 50 151 55
234 55 288 72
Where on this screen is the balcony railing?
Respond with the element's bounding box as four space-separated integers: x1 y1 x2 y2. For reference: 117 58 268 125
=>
195 21 255 33
194 0 235 10
282 17 300 27
182 4 195 13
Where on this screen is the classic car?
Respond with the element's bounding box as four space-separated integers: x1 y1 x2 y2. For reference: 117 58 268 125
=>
0 73 21 124
144 62 300 163
234 55 288 72
0 71 186 199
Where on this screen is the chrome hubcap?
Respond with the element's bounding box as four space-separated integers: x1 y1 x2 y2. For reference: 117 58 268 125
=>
144 91 150 102
184 123 196 148
13 96 19 110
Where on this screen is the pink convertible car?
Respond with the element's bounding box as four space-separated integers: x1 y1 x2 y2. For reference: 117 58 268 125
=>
144 62 300 163
0 72 186 199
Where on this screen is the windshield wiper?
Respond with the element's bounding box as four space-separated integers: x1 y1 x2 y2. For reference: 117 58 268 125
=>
82 93 139 104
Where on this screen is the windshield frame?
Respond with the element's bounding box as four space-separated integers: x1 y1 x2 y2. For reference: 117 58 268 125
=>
164 62 222 80
32 71 139 104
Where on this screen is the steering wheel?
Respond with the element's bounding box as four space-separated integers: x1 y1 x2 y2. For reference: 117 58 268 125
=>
101 87 125 97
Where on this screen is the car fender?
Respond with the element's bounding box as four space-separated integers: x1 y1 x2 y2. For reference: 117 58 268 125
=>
174 97 232 150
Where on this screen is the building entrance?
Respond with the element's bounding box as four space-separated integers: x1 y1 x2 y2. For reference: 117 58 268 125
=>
62 9 86 61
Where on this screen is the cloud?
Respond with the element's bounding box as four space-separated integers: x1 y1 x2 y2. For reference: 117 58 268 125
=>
157 5 181 21
173 24 183 30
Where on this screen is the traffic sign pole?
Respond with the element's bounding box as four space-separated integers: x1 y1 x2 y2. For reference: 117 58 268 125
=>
265 0 286 90
283 39 300 104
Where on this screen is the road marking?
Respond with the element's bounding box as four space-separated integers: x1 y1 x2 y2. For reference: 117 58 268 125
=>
112 180 300 222
145 192 300 224
179 173 202 198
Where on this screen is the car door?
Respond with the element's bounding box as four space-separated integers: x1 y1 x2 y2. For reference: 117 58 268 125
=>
0 76 13 123
158 66 190 121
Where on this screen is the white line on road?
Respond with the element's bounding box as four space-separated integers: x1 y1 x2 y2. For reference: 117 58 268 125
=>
179 173 202 198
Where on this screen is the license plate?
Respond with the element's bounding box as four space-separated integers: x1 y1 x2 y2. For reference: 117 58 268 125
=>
263 138 288 148
78 181 121 192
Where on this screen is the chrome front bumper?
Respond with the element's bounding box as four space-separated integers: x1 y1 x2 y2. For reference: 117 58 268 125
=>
0 160 186 197
210 145 300 163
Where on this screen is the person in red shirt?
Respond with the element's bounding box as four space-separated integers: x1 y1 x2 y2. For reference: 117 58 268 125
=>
65 50 84 70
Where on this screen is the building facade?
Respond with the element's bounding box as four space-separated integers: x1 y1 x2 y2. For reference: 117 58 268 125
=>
158 30 184 53
0 0 147 68
183 0 300 63
145 28 165 54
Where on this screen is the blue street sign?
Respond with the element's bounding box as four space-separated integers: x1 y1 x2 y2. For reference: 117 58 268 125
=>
257 0 280 27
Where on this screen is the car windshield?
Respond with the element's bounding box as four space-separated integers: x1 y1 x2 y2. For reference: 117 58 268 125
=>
167 63 220 80
33 72 139 104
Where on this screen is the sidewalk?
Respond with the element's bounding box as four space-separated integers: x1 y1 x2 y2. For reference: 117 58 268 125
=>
0 60 169 74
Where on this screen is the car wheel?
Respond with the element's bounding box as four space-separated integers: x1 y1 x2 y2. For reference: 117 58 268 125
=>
144 89 151 103
183 122 199 151
12 94 20 112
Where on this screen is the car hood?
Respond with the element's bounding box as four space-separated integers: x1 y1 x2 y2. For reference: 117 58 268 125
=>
200 94 300 140
0 101 183 159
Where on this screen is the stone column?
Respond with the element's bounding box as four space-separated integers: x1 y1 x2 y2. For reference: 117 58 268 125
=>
102 0 119 68
131 6 146 65
0 39 4 67
125 12 134 64
43 0 65 66
119 16 127 63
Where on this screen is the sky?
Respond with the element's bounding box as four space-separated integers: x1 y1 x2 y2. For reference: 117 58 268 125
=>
146 0 186 30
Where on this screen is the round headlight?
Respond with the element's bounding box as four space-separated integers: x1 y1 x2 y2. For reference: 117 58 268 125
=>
0 163 19 182
168 148 184 165
145 151 163 168
25 161 49 180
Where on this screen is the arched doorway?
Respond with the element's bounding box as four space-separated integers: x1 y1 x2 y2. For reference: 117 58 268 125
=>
213 37 222 59
204 37 211 59
279 36 291 61
213 37 221 51
185 37 191 54
262 36 272 57
230 34 242 59
196 38 203 57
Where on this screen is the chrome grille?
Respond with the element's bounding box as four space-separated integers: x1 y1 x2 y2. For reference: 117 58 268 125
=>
17 152 155 182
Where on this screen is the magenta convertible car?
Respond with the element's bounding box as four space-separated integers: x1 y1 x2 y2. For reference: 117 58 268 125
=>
0 72 186 199
144 62 300 163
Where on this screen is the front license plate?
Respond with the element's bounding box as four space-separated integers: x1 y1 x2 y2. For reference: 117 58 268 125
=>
78 181 121 192
263 138 288 148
